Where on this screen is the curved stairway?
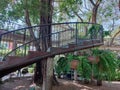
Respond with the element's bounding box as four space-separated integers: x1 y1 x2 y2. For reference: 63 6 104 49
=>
0 22 103 78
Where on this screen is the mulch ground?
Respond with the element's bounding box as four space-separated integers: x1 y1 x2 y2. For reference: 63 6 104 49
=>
0 77 120 90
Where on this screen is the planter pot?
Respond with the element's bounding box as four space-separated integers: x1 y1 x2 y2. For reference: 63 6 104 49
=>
70 60 79 69
88 56 100 64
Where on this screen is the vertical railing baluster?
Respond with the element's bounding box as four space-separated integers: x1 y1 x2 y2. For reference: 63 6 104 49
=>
57 25 60 47
0 22 104 62
101 25 104 43
75 22 78 45
13 31 17 56
24 29 27 56
6 33 9 54
0 38 1 57
56 32 60 47
2 37 4 56
5 38 7 56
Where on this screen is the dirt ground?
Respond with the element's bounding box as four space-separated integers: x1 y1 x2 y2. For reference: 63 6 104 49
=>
0 77 120 90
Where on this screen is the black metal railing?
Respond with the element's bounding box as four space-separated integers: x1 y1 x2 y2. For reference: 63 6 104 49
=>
0 22 103 61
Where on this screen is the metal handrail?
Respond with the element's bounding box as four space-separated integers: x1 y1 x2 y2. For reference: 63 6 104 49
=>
3 29 73 60
0 22 101 36
0 22 103 61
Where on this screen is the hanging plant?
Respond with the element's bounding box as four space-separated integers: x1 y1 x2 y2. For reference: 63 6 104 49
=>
70 60 79 69
88 25 101 39
91 49 118 85
55 57 70 78
77 55 92 83
66 54 79 69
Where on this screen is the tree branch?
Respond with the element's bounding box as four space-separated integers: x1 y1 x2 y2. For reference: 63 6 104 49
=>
84 0 91 11
96 0 102 7
89 0 96 6
73 11 83 22
78 6 86 15
119 0 120 11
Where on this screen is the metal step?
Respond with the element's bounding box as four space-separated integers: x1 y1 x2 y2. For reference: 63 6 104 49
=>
27 51 49 59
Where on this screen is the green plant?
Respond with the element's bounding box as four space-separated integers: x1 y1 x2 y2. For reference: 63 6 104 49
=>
114 58 120 81
0 49 11 55
28 68 34 73
77 56 91 81
55 54 82 78
55 57 70 77
92 49 118 82
88 25 101 39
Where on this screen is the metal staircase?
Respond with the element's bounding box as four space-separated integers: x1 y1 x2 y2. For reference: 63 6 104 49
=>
0 22 103 78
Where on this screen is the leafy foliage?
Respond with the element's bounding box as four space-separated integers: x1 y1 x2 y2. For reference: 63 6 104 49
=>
77 56 91 80
55 57 70 76
103 31 110 37
88 24 102 39
8 0 40 24
60 0 82 17
92 49 118 81
55 49 119 81
0 0 41 29
57 0 83 22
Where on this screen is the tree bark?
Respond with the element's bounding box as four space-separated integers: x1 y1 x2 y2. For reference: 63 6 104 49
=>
24 5 41 51
89 0 102 23
42 57 53 90
92 6 98 23
34 0 53 87
24 1 42 84
110 28 120 45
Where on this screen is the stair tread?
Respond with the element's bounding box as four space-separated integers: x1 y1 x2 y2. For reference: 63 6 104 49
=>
27 51 49 59
0 56 27 66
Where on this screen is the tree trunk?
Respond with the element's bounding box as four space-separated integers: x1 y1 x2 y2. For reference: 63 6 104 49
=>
110 28 120 45
34 0 54 87
97 79 102 86
90 0 102 23
24 0 42 84
42 57 53 90
24 5 41 50
23 0 54 87
92 7 98 23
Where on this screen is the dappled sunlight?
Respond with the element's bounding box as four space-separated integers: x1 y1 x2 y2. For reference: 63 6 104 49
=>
0 78 120 90
111 81 120 84
62 80 71 85
53 79 95 90
103 81 120 88
14 85 25 90
73 82 93 90
52 79 120 90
